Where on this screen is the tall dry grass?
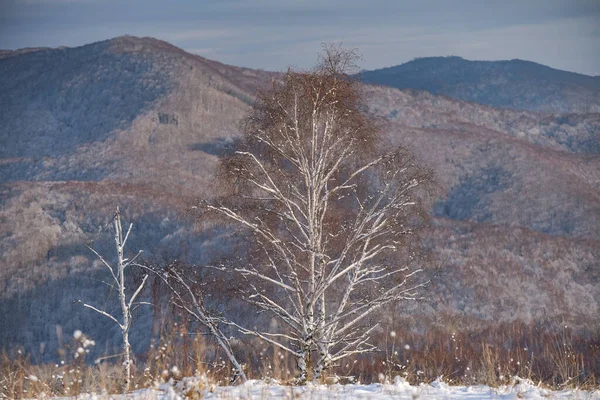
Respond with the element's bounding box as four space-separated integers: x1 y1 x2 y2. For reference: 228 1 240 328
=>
1 321 598 398
345 322 599 389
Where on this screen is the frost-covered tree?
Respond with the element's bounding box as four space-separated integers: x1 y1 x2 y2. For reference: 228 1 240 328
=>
205 47 432 382
81 208 148 392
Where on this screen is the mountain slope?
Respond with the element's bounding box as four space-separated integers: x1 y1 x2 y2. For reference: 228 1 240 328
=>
360 56 600 114
0 37 598 359
0 36 276 359
365 85 600 239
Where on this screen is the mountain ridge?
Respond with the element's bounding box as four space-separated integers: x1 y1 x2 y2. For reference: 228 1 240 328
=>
360 55 600 113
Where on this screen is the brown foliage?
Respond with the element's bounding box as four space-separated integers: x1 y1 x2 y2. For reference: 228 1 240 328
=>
201 46 434 382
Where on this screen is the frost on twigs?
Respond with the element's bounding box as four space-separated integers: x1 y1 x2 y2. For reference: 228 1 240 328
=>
81 207 150 393
202 45 433 383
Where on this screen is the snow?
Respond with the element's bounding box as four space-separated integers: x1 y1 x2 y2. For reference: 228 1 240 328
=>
50 377 600 399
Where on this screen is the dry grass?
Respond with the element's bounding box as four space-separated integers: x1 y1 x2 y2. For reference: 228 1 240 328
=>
3 321 597 398
346 322 599 390
0 321 234 399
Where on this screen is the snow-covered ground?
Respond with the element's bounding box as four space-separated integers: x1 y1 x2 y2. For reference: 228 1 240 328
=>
52 377 600 399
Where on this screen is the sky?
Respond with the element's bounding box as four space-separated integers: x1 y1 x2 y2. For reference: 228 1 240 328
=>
1 0 599 75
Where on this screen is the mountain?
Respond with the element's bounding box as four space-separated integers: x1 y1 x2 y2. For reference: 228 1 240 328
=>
360 56 600 114
365 86 600 239
364 85 600 329
0 37 598 360
0 36 275 359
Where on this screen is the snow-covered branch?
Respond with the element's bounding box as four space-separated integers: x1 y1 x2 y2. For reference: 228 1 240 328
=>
203 46 432 383
81 208 150 392
141 263 248 383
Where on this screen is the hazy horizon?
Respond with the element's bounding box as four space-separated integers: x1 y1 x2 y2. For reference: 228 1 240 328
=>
1 1 599 75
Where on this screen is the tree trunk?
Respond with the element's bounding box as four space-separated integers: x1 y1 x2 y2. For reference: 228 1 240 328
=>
297 347 309 385
122 327 131 392
115 210 131 392
314 341 330 381
314 291 327 381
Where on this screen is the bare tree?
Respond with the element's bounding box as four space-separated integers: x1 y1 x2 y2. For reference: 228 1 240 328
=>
204 46 432 382
81 207 148 392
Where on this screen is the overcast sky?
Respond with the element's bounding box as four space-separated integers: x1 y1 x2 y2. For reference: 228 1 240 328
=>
1 0 599 75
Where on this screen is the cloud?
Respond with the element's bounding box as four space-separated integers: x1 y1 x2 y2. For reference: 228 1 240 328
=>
166 29 237 41
187 47 215 55
195 14 599 75
19 0 96 4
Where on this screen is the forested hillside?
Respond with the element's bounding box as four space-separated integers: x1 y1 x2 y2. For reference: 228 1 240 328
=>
0 37 598 361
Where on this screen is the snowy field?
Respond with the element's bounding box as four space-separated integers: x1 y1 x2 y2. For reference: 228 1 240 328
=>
51 377 600 399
